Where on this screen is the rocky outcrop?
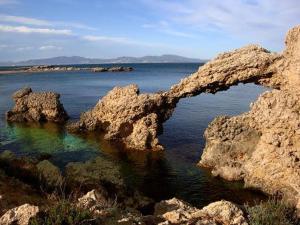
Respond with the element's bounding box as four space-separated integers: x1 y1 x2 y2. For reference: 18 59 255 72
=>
6 87 69 123
199 89 300 210
67 84 176 150
67 25 300 212
0 204 39 225
76 191 248 225
92 66 133 72
199 25 300 211
150 198 247 224
68 26 300 151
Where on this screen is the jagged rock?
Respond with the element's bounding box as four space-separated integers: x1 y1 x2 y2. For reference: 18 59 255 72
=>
6 87 69 123
153 198 248 225
68 25 299 150
199 89 300 210
67 84 176 150
0 204 39 225
67 24 300 212
77 189 107 210
168 44 281 98
199 26 300 212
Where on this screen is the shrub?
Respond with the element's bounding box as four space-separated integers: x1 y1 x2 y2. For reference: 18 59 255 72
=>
245 198 299 225
29 200 98 225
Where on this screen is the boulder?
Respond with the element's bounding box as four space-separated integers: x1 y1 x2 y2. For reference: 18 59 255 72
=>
67 84 176 150
6 87 69 123
153 198 248 225
0 204 39 225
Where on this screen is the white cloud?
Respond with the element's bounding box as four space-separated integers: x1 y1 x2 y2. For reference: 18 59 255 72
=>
0 0 18 5
16 46 33 51
39 45 62 50
0 14 50 26
0 24 73 35
0 14 97 30
142 20 194 38
141 0 300 47
0 44 9 48
82 35 167 48
83 35 132 44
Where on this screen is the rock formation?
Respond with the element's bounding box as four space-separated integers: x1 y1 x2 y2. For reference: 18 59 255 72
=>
6 87 69 123
67 84 177 150
67 30 286 150
76 190 248 225
153 198 248 225
0 204 39 225
67 25 300 212
199 26 300 212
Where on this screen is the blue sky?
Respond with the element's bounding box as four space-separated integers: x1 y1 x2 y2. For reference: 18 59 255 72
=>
0 0 299 61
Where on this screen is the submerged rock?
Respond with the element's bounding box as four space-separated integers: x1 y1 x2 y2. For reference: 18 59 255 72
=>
6 87 69 123
0 204 39 225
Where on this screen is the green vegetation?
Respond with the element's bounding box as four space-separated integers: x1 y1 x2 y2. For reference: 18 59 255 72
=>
245 198 299 225
29 200 97 225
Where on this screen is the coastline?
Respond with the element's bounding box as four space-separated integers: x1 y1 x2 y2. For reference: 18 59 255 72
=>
0 65 133 75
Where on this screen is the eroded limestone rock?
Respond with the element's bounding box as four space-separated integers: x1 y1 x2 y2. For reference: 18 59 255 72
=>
67 25 300 212
199 89 300 210
6 87 68 123
0 204 39 225
68 25 300 151
67 84 176 150
153 198 248 225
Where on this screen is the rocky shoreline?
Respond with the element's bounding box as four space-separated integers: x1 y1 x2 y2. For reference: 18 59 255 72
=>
0 65 133 74
1 25 300 224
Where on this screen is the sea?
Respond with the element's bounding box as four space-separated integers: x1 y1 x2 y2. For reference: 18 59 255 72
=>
0 63 267 208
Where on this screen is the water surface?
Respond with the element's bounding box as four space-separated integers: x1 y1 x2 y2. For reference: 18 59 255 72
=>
0 63 267 207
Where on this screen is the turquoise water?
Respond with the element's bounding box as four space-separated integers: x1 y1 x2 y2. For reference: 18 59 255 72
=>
0 63 267 207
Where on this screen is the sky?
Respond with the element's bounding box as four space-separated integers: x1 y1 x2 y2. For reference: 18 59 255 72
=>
0 0 299 61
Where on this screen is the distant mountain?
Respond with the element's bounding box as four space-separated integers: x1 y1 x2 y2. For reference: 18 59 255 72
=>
0 55 205 66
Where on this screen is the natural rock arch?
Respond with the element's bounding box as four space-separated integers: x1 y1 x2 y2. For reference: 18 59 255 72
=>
67 25 300 212
67 25 299 151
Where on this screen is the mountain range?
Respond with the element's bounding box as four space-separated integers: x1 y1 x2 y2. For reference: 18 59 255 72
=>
0 55 205 66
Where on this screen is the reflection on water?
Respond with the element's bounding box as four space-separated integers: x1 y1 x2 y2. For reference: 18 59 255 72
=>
0 120 266 208
2 123 97 155
0 63 268 208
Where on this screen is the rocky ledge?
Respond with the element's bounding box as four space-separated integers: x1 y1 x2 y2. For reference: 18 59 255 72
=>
199 26 300 213
6 87 69 123
0 190 248 225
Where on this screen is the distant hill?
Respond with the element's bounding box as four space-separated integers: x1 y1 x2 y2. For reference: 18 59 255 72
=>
0 55 206 66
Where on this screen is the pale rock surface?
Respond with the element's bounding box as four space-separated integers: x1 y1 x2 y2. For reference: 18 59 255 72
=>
154 198 248 225
6 87 68 123
199 25 300 212
0 204 39 225
67 84 176 150
69 25 300 212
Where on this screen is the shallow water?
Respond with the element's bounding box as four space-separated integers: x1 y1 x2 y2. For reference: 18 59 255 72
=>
0 63 267 207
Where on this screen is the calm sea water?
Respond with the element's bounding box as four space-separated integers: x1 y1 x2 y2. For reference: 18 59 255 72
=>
0 63 267 207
